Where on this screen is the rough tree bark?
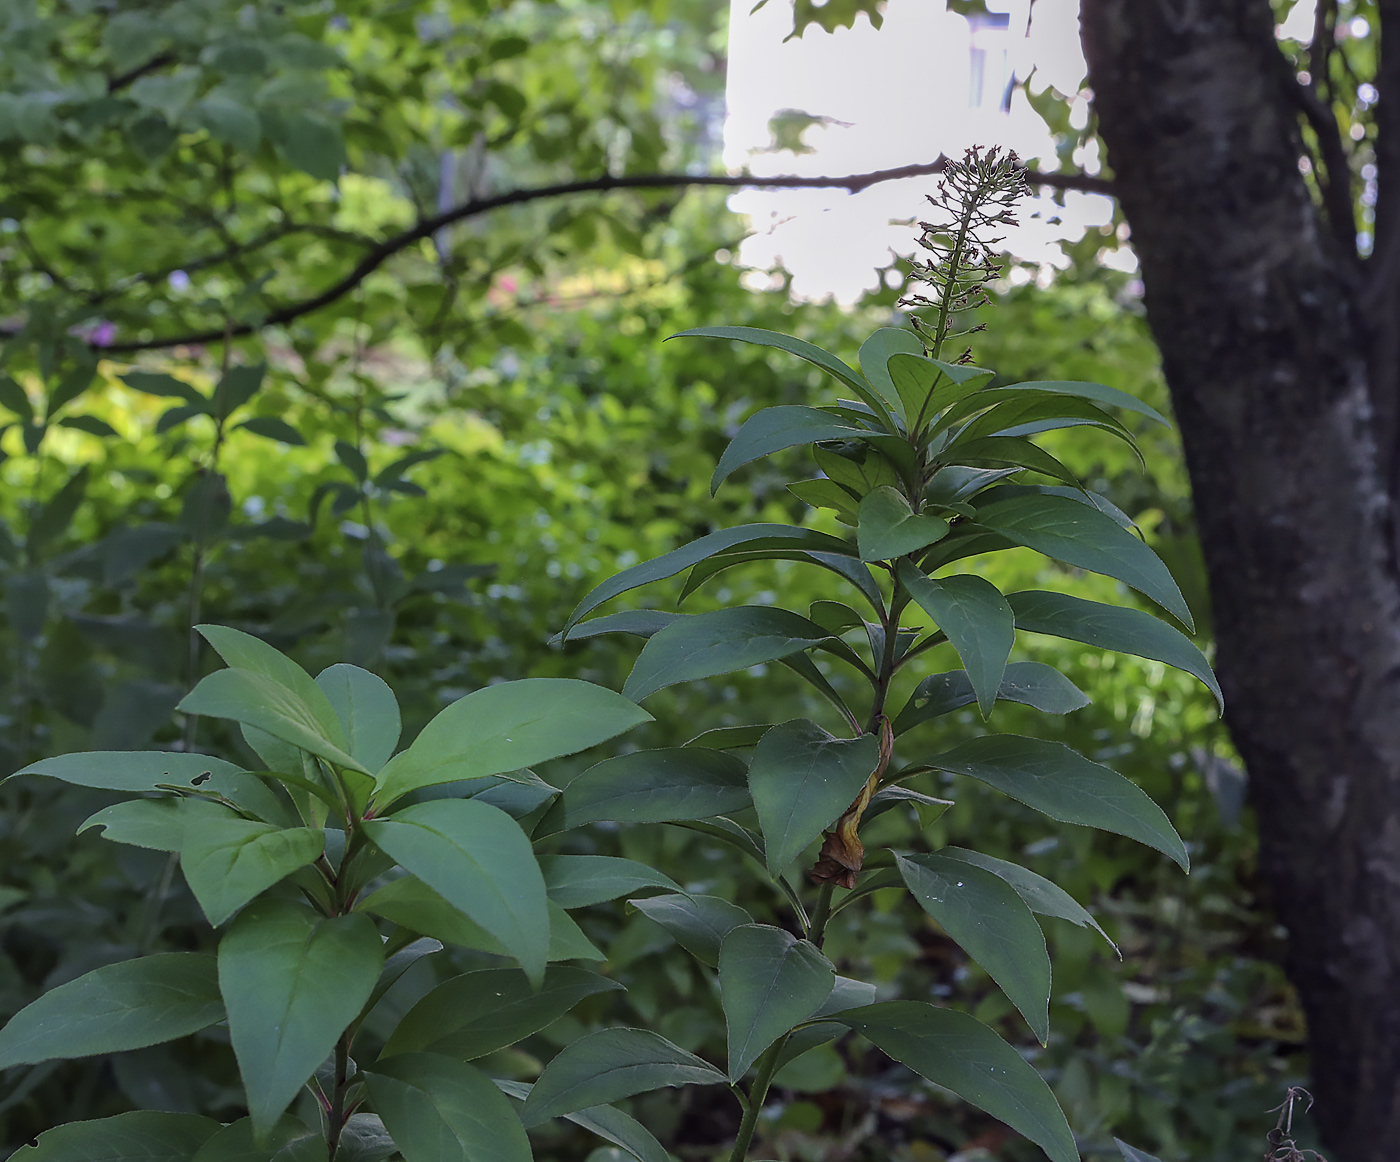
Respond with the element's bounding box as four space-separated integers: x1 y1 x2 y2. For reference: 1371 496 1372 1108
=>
1080 3 1400 1158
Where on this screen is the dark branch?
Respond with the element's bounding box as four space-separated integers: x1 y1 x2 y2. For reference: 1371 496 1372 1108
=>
107 52 176 94
86 159 1111 354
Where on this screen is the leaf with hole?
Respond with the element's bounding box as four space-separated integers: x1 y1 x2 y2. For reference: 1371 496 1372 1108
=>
928 735 1189 870
0 953 223 1069
719 923 835 1079
749 720 879 875
837 1002 1077 1162
896 852 1051 1043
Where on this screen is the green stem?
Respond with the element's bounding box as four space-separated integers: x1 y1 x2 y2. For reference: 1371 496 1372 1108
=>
807 883 835 948
726 1034 789 1162
326 1029 351 1156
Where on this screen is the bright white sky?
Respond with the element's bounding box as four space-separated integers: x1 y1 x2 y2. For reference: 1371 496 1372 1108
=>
723 0 1114 302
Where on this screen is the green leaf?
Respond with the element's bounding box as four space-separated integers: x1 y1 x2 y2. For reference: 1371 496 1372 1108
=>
279 111 346 180
366 1052 531 1162
12 1112 221 1161
196 94 262 151
189 1115 323 1161
1007 590 1223 712
198 625 347 742
11 750 241 793
836 1002 1078 1162
814 975 878 1018
936 847 1117 953
1114 1141 1165 1162
563 610 684 641
180 668 367 776
237 417 306 445
316 663 401 773
0 953 223 1068
973 494 1193 631
536 748 751 836
58 414 119 437
495 1082 668 1162
219 900 382 1137
928 735 1189 870
1006 379 1170 427
363 799 549 985
381 966 623 1059
898 564 1014 718
0 375 33 420
561 523 854 636
896 853 1051 1043
719 924 835 1080
885 353 943 429
894 662 1089 732
948 436 1082 486
122 371 207 406
711 406 870 493
748 720 879 875
372 678 649 808
539 855 681 908
630 893 754 967
856 488 949 562
858 327 924 416
180 817 325 926
673 326 890 417
622 607 831 702
521 1029 727 1126
954 393 1138 453
81 797 231 852
788 479 860 524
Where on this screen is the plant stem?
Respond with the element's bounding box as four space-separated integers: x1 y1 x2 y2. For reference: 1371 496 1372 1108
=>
808 882 835 948
726 1034 789 1162
326 1029 351 1156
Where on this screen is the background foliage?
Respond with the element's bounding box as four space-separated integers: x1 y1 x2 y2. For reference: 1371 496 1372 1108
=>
0 0 1309 1159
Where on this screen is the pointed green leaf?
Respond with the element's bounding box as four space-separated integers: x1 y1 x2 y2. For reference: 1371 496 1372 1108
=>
858 327 924 415
719 924 835 1080
836 1002 1078 1162
814 975 878 1018
180 817 325 926
630 893 753 967
236 417 305 445
494 1082 669 1162
219 901 382 1137
197 625 345 742
928 735 1189 870
9 750 239 793
885 353 940 428
0 953 223 1068
363 799 549 984
366 1052 531 1162
955 394 1138 452
536 748 750 837
856 488 950 562
1006 379 1170 427
316 663 401 773
372 678 649 808
749 720 879 875
179 668 367 775
80 797 231 852
947 436 1082 486
190 1115 322 1161
622 607 831 702
539 855 681 908
896 853 1051 1043
563 610 685 641
894 662 1090 732
521 1029 726 1126
562 523 854 636
789 478 860 523
673 325 888 413
712 406 870 493
1007 589 1222 712
122 371 207 405
899 565 1014 718
936 847 1117 953
382 966 623 1060
12 1112 220 1161
973 494 1193 630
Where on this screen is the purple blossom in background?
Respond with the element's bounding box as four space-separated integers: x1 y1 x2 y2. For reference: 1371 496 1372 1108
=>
169 270 191 291
90 321 116 346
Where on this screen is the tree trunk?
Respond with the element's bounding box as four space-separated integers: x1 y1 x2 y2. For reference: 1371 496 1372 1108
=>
1080 3 1400 1158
